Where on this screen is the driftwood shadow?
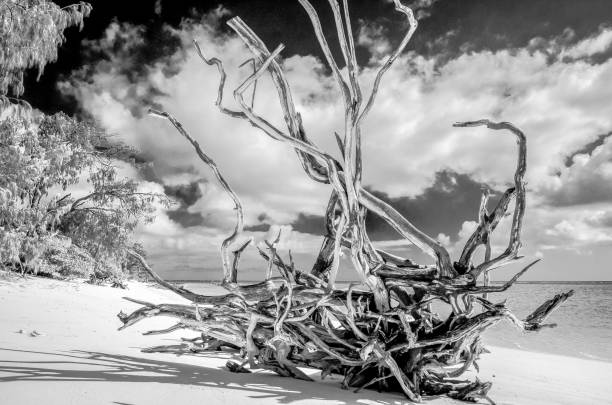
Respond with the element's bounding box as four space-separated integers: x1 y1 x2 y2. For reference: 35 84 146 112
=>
0 348 419 404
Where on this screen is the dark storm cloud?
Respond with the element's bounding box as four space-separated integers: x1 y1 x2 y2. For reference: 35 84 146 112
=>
244 223 270 232
166 210 206 227
284 171 493 241
292 213 326 235
365 171 491 241
164 182 203 207
164 181 206 227
244 213 273 232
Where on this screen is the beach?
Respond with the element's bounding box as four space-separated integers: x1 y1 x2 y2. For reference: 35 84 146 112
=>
1 275 611 405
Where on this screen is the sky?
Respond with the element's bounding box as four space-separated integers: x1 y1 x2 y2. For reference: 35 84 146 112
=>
25 0 612 281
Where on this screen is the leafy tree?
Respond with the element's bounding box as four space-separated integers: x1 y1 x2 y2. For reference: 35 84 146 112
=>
123 242 149 280
0 1 167 280
60 166 165 275
0 0 91 101
0 112 167 277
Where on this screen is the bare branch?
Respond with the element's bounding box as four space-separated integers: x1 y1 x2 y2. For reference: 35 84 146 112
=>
125 250 243 306
228 237 253 284
473 259 539 293
143 323 186 336
238 57 257 109
454 120 527 279
227 17 329 184
149 109 246 284
357 0 417 126
264 228 283 280
359 188 454 278
193 39 245 118
117 4 573 402
458 187 516 272
297 0 350 106
523 289 574 330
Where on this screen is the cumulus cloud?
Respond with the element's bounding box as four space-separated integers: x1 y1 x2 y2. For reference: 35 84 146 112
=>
436 232 451 247
544 135 612 206
358 22 391 60
546 218 612 245
364 171 487 242
62 8 612 278
563 26 612 60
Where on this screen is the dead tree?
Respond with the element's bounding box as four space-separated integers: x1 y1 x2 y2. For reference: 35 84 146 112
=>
118 1 573 402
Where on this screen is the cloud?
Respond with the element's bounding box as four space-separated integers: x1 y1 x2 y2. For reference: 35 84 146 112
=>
358 22 392 60
382 0 442 20
544 135 612 206
62 8 612 278
407 0 442 20
364 171 489 241
546 219 612 245
563 26 612 60
436 232 450 247
163 181 206 227
585 210 612 228
564 131 612 167
164 181 203 206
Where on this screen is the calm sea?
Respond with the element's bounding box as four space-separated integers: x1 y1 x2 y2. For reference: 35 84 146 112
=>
482 282 612 362
182 281 612 363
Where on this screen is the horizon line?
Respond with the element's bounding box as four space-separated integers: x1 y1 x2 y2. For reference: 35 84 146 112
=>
162 279 612 284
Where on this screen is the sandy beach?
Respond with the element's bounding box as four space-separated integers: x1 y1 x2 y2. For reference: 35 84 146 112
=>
1 275 611 405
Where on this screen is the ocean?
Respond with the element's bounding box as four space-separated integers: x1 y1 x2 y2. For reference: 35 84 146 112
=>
182 281 612 363
482 282 612 362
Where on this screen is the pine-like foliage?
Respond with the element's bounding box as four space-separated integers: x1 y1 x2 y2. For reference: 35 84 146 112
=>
0 0 91 98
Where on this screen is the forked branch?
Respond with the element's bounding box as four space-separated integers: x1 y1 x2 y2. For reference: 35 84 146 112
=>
118 3 573 403
454 120 527 279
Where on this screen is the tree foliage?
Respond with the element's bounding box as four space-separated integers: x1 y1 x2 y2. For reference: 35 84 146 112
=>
0 0 91 99
0 112 166 277
0 1 164 280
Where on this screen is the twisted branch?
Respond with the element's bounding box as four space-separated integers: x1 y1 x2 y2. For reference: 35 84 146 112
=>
453 120 527 279
117 3 573 403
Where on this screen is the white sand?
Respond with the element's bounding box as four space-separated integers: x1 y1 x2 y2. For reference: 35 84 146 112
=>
1 275 611 405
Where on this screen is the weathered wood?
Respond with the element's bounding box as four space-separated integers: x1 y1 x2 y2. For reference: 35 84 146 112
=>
523 289 574 330
118 1 573 403
148 109 247 285
454 120 528 279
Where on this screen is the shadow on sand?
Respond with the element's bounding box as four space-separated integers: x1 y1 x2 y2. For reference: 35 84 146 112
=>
0 348 412 404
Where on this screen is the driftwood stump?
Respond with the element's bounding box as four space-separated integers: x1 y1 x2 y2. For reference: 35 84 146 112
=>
118 1 573 403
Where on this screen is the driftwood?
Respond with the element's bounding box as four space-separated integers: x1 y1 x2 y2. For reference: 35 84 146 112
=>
119 1 573 403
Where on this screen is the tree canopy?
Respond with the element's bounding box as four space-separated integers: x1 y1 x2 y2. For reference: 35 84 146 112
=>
0 1 166 281
0 112 166 278
0 0 91 99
